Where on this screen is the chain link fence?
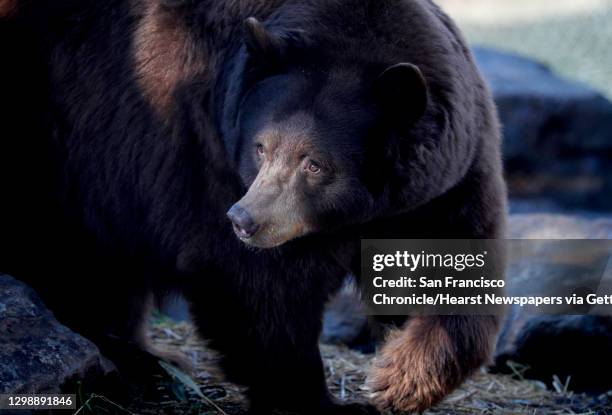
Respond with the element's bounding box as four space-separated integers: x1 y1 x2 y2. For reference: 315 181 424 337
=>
437 0 612 100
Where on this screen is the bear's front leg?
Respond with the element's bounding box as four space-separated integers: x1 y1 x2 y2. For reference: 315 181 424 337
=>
186 268 378 415
245 345 376 415
368 315 499 412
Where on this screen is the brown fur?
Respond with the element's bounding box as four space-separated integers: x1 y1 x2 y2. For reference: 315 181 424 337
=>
132 0 288 116
0 0 17 18
0 0 506 412
133 0 207 115
368 316 500 412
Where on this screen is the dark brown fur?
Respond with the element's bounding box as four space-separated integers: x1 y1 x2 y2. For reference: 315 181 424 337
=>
0 0 17 18
0 0 506 413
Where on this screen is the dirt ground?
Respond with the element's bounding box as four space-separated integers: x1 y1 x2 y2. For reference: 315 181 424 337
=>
73 319 612 415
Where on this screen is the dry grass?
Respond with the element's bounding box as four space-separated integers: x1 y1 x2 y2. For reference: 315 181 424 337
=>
71 319 612 415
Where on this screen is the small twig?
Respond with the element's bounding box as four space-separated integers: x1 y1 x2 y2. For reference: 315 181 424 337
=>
73 394 136 415
159 360 229 415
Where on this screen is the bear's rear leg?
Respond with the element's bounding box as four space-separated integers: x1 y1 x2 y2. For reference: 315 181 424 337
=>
82 291 191 391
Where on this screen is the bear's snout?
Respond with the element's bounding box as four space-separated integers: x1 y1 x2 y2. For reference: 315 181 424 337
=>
227 203 260 239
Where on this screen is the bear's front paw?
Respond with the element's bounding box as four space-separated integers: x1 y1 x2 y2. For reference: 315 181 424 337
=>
367 320 465 413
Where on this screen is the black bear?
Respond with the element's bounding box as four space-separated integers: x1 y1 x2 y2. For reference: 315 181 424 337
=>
0 0 506 413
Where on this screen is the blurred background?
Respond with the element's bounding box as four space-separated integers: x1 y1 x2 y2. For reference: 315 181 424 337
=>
439 0 612 98
438 0 612 214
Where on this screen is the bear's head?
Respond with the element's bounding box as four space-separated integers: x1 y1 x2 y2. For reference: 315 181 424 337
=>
226 17 429 248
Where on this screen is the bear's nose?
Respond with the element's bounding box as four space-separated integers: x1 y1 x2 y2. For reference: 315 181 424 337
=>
227 203 260 238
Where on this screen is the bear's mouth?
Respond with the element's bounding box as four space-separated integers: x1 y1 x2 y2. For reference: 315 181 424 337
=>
232 223 256 240
232 222 289 249
233 220 316 250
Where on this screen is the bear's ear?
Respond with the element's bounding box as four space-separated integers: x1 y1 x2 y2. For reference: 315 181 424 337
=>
243 17 284 65
373 63 428 131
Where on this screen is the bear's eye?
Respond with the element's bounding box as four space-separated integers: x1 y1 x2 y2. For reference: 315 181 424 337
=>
256 143 265 156
305 159 321 174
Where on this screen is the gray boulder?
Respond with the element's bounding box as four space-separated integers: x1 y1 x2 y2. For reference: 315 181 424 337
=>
0 274 115 394
474 47 612 210
495 213 612 392
494 313 612 392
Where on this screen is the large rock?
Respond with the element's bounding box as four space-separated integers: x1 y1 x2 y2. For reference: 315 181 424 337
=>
494 313 612 392
474 47 612 210
0 274 115 394
494 213 612 392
